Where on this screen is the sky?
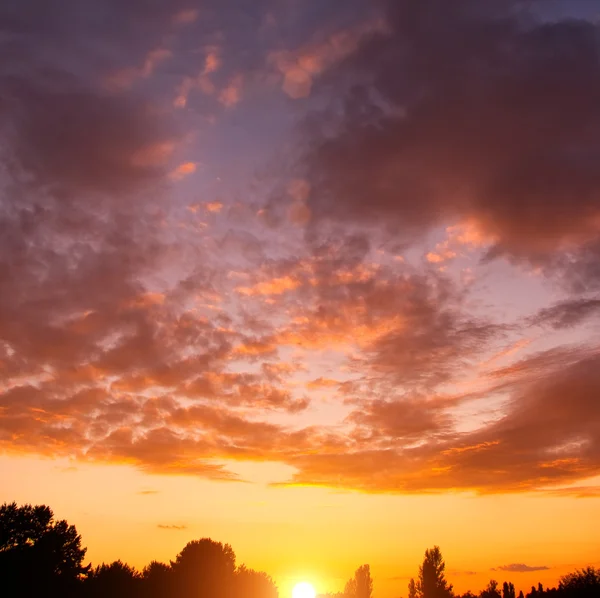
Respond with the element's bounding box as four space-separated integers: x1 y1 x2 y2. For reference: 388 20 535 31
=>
1 0 600 596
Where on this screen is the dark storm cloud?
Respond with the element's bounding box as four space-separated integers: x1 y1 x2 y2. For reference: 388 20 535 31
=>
304 0 600 275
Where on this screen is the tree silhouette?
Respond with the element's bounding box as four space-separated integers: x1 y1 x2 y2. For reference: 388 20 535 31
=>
416 546 453 598
480 580 501 598
345 564 373 598
6 498 600 598
558 567 600 597
142 560 172 598
170 538 236 598
0 502 88 597
235 564 279 598
84 560 141 598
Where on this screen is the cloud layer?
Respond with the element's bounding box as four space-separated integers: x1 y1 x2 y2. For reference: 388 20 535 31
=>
1 0 600 495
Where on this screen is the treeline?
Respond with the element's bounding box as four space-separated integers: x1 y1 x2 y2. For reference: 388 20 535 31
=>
402 546 600 598
1 503 598 598
0 502 276 598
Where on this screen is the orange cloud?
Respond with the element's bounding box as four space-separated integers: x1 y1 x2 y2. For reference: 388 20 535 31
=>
204 48 221 75
219 74 244 107
174 75 216 108
206 201 223 213
268 20 387 98
170 162 198 180
173 47 221 108
306 378 341 390
236 276 301 297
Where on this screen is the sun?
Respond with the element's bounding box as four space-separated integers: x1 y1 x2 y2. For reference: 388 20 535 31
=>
292 582 316 598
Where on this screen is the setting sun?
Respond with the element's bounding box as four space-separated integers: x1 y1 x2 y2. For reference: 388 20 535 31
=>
292 582 316 598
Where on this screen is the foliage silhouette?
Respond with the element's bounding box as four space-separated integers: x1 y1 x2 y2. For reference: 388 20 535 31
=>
416 546 453 598
170 538 237 598
2 502 600 598
480 580 501 598
558 567 600 597
142 560 172 598
409 577 418 598
345 564 374 598
0 502 88 598
84 560 142 598
235 564 279 598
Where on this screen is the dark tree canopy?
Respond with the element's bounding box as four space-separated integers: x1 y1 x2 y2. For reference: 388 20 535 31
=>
84 560 141 598
0 502 88 598
142 560 172 598
417 546 453 598
558 567 600 597
170 538 237 598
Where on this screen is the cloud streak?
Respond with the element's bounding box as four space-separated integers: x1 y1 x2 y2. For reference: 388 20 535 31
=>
494 564 550 573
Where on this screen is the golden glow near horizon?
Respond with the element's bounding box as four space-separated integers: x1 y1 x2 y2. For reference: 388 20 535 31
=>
292 582 316 598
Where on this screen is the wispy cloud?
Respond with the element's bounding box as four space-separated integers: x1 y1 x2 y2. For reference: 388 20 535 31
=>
494 564 550 573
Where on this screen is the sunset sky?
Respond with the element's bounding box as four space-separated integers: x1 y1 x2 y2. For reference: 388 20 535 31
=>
2 0 600 596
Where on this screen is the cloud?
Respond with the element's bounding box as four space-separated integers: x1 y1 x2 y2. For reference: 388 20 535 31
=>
173 9 199 26
268 19 387 99
206 201 224 213
170 162 198 180
173 44 223 108
219 74 244 107
280 350 600 493
529 298 600 329
306 378 340 390
302 0 600 278
3 0 600 497
544 485 600 499
106 47 173 90
494 564 550 573
236 276 301 297
157 524 188 530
